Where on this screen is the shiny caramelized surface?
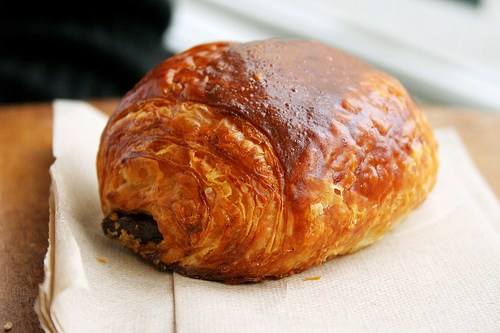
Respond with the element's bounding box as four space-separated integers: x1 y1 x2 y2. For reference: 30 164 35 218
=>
97 39 438 282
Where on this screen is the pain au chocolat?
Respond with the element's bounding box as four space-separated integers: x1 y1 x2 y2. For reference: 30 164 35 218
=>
97 39 438 283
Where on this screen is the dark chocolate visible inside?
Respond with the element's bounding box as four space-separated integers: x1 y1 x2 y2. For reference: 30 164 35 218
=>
102 211 163 244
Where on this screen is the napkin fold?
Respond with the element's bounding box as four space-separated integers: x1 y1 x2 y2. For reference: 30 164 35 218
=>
36 100 500 332
35 101 174 333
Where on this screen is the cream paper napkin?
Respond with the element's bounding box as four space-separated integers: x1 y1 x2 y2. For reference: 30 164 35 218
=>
36 100 500 333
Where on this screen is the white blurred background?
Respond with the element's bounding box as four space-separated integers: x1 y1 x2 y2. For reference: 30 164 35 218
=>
162 0 500 112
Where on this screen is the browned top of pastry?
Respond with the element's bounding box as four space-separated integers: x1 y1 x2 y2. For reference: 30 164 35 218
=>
119 40 372 167
114 39 428 208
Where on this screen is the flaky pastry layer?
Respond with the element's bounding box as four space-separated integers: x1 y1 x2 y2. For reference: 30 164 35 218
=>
97 39 438 282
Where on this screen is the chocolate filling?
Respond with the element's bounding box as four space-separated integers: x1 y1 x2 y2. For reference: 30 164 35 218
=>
102 211 163 244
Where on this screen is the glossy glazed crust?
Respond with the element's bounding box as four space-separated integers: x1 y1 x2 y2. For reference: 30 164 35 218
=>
97 39 438 282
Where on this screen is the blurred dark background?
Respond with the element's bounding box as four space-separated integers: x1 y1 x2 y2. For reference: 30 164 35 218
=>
0 0 174 105
1 0 499 111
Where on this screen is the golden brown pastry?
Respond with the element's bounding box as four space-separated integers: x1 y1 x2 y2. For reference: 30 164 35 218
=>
97 39 438 283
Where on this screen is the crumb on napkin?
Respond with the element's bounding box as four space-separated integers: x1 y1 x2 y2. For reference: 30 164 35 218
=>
304 276 321 281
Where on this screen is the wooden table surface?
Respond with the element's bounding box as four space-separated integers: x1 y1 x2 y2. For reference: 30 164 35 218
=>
1 100 499 332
